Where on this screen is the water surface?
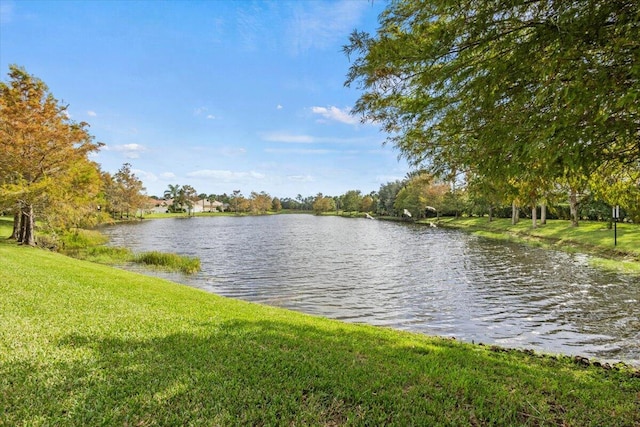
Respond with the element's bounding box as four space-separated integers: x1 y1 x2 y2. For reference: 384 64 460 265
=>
102 215 640 365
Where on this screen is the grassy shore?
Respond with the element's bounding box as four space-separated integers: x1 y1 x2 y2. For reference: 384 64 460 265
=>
430 217 640 273
1 227 639 425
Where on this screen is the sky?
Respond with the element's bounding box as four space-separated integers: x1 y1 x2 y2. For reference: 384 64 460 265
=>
0 0 411 199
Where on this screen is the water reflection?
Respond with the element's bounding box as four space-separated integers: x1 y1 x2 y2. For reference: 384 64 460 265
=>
102 215 639 365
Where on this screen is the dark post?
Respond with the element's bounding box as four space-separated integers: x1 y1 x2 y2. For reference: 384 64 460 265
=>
613 205 620 246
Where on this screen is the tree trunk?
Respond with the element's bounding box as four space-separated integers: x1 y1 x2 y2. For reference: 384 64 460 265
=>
531 205 538 229
488 206 493 222
541 203 547 225
511 201 519 225
569 189 579 227
9 209 20 240
19 204 36 246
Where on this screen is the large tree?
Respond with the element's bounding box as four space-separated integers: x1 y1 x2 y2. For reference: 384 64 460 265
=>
345 0 639 225
0 65 102 245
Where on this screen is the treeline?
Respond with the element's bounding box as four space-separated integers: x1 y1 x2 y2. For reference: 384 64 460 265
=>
153 169 636 229
310 171 637 228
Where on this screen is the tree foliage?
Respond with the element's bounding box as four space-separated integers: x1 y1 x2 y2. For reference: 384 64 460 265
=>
104 163 147 218
250 191 272 214
0 65 102 244
312 193 336 214
394 173 448 218
341 190 363 213
345 0 640 224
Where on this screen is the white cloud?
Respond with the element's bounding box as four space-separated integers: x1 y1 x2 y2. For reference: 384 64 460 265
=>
87 110 97 117
110 143 146 159
276 104 283 110
311 106 359 125
132 169 157 183
161 172 176 179
260 131 314 144
206 115 216 120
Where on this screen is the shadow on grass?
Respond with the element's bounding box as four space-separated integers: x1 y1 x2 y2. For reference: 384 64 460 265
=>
3 319 639 426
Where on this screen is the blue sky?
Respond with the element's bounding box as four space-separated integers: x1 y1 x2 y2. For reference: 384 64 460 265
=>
1 0 410 198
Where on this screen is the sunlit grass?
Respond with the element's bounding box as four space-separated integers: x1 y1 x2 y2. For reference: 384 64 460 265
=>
0 217 12 238
1 243 638 426
60 228 109 249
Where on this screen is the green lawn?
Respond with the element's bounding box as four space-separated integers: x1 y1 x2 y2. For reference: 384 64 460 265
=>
1 221 639 425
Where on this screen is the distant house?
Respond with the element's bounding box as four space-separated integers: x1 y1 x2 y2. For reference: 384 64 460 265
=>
192 199 225 213
148 198 172 214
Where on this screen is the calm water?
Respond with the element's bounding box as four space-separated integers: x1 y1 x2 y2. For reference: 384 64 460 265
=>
102 215 640 365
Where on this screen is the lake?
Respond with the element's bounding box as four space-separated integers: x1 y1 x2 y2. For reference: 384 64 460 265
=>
102 214 640 366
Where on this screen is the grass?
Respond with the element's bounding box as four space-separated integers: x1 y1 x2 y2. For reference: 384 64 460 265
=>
1 229 640 425
433 217 640 273
59 228 110 249
133 250 201 274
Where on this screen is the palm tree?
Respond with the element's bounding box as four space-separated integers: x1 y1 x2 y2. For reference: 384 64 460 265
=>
164 184 181 213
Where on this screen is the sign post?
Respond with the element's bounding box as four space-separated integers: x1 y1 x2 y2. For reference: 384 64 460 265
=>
613 205 620 246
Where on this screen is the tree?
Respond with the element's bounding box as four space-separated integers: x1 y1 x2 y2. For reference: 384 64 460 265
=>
394 173 448 219
250 191 272 214
341 190 363 213
108 163 146 218
360 195 374 213
345 1 640 226
312 193 336 214
164 184 182 212
589 160 640 223
43 158 103 231
378 180 404 216
0 65 101 245
181 185 198 216
466 174 514 221
272 197 282 212
231 190 243 213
